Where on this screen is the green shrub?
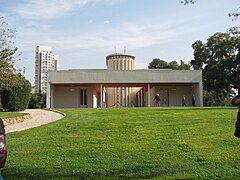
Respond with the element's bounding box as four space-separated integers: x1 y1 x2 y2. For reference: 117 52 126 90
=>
1 74 32 111
203 90 231 106
28 93 45 109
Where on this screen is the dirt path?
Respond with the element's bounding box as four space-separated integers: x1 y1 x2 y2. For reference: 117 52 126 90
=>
5 109 64 133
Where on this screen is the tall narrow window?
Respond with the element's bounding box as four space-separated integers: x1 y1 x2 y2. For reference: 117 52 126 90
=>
80 89 87 106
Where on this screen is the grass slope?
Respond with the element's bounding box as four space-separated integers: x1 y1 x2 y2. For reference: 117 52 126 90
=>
3 107 240 179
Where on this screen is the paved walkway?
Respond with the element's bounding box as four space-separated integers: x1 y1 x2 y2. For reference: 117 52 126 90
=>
5 109 65 133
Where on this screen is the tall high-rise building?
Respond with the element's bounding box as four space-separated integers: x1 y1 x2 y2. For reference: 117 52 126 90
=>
34 45 59 93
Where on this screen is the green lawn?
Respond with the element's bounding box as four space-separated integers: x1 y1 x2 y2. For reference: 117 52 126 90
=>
3 107 240 179
0 112 27 119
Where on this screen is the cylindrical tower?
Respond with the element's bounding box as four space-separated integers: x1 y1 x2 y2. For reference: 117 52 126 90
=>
105 53 137 107
106 53 135 70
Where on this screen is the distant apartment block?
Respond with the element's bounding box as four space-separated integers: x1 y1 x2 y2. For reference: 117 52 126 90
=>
34 45 59 93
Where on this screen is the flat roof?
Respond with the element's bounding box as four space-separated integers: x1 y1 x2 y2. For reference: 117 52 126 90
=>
48 69 202 84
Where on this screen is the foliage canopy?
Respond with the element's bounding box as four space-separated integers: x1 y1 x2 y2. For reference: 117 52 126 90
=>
191 32 240 94
1 74 31 111
148 58 190 70
0 17 18 91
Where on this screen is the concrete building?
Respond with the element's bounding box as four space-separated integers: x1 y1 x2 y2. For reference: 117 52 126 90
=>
106 53 139 107
34 45 59 93
46 53 203 108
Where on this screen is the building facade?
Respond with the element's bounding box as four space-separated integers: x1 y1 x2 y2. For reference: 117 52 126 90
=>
34 45 59 93
106 53 139 107
46 53 203 108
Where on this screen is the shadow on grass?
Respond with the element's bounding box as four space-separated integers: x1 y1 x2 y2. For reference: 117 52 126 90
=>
2 166 183 180
151 106 236 111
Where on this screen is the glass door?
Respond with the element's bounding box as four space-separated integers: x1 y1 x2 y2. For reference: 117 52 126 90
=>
80 89 87 108
160 88 169 106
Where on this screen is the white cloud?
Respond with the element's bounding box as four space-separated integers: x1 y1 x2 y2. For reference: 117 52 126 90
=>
104 20 110 24
15 17 198 56
14 19 193 83
12 0 122 19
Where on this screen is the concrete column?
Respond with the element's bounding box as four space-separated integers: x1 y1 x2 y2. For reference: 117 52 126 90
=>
50 83 52 108
122 58 124 70
46 82 51 108
114 60 117 70
110 60 113 70
118 60 121 70
128 87 131 107
100 84 103 108
125 88 127 107
137 91 140 107
117 88 120 107
124 88 127 107
197 83 203 106
115 88 117 107
126 59 129 70
50 84 54 108
140 89 142 107
148 83 150 107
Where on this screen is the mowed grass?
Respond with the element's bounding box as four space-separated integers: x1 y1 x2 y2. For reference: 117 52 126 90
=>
3 107 240 179
0 112 27 119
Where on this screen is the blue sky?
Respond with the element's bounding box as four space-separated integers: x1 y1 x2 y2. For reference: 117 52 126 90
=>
0 0 239 84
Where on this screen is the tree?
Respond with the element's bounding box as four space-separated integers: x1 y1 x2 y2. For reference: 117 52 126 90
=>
229 8 240 21
203 90 231 106
0 48 17 89
181 0 240 24
1 74 31 111
148 58 169 69
0 17 17 91
191 32 240 97
191 40 207 70
148 58 190 70
178 60 190 70
168 61 178 70
28 93 46 109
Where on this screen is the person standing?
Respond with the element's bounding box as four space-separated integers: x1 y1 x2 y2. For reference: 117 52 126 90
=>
182 96 186 106
192 94 196 106
154 94 161 107
231 91 240 138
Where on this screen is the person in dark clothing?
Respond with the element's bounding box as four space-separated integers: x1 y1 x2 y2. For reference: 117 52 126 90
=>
182 96 186 106
154 94 161 107
231 92 240 138
192 94 196 106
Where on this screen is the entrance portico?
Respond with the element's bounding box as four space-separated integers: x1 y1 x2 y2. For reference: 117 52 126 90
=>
47 69 203 108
